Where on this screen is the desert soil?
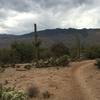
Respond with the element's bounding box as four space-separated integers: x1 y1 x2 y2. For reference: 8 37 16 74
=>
0 60 100 100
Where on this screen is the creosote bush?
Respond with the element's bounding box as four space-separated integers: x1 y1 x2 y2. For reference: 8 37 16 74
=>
50 42 69 58
42 90 51 99
24 65 32 70
95 59 100 69
84 46 100 59
55 55 69 66
26 84 39 98
0 67 5 73
10 63 16 68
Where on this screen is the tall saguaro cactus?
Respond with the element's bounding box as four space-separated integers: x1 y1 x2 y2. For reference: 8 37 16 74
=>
34 24 38 44
34 24 39 65
76 33 81 59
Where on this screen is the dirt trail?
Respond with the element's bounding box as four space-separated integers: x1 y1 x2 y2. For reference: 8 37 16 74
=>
68 60 97 100
0 60 99 100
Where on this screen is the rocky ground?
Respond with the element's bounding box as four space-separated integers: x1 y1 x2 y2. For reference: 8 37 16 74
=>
0 60 100 100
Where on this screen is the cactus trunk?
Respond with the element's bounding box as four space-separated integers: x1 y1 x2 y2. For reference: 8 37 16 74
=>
34 24 39 66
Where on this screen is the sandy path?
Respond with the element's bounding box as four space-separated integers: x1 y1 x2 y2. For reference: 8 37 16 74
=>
68 60 98 100
0 60 99 100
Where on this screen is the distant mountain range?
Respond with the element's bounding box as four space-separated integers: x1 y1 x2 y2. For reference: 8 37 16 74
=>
0 28 100 48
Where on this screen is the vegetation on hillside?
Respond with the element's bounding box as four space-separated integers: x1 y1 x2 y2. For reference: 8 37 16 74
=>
0 24 100 68
0 41 70 67
0 40 100 68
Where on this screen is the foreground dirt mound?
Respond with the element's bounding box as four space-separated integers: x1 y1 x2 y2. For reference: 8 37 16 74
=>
0 60 99 100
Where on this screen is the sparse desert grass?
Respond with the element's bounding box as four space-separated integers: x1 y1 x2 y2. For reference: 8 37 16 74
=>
26 84 39 98
24 64 32 70
95 59 100 69
16 65 20 68
4 80 9 85
0 67 5 73
10 63 16 68
42 90 51 99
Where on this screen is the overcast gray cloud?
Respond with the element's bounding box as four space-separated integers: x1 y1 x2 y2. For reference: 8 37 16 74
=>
0 0 100 34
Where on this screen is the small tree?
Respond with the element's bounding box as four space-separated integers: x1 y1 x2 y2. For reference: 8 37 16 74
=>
0 48 12 65
84 46 100 59
11 42 34 63
50 42 69 58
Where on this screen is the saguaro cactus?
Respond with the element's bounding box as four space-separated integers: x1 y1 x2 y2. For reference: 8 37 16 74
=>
76 33 81 59
34 24 38 44
34 24 40 66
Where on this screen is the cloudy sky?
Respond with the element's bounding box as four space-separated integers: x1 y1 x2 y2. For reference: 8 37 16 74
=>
0 0 100 34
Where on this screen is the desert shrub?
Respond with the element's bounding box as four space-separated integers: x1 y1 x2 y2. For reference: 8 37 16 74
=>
70 47 79 60
10 63 16 68
16 65 20 68
26 85 39 98
4 80 9 85
0 41 70 66
11 42 34 63
34 55 69 68
84 51 97 59
39 48 52 59
24 65 32 70
0 63 5 68
0 85 27 100
33 57 55 68
84 46 100 59
0 64 10 68
42 91 50 99
55 55 69 66
95 59 100 69
50 42 70 58
0 42 35 64
0 67 5 73
0 49 12 65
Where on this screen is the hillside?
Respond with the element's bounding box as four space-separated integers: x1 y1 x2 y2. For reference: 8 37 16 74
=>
0 28 100 48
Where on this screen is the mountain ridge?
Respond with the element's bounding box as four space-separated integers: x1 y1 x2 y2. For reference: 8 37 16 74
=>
0 28 100 48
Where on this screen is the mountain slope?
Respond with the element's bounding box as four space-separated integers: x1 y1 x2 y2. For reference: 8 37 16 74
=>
0 28 100 48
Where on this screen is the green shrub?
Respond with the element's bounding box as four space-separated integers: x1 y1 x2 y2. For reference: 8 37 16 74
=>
10 64 16 68
0 63 9 68
11 42 35 63
84 47 100 59
0 68 5 73
55 55 69 66
42 91 50 99
16 65 20 68
0 49 12 65
50 42 69 58
95 59 100 69
26 85 39 98
34 55 69 68
24 65 32 70
0 85 27 100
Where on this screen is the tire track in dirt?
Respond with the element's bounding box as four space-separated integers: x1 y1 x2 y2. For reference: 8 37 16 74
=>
69 60 98 100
